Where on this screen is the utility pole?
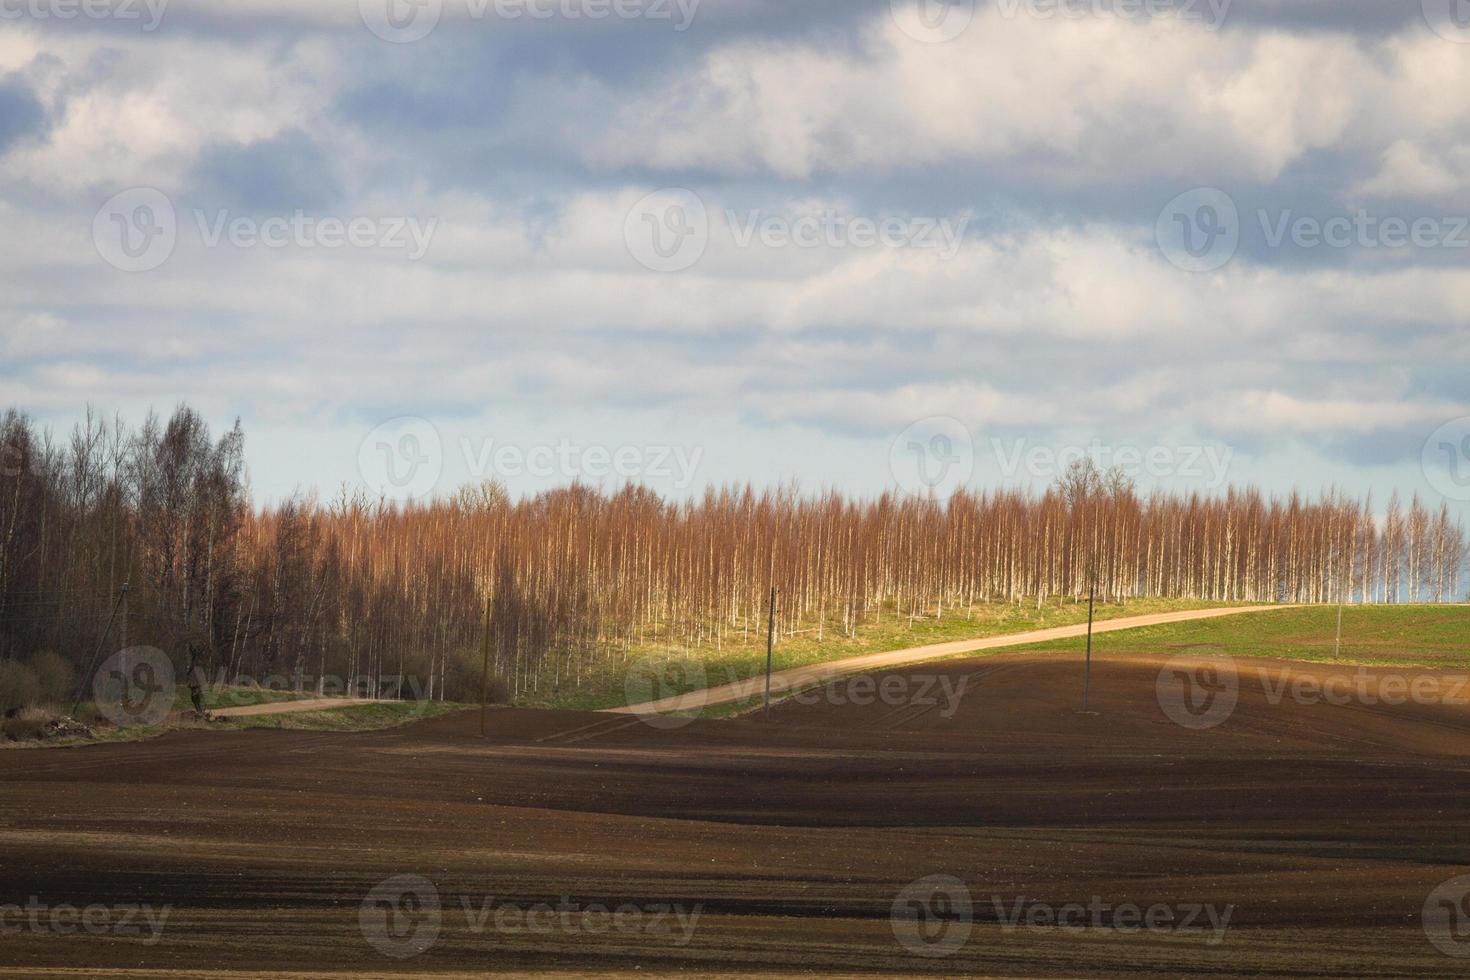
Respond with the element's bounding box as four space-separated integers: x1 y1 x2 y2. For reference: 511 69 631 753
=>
72 583 129 717
763 587 776 721
479 593 492 738
1334 569 1346 662
1083 547 1096 713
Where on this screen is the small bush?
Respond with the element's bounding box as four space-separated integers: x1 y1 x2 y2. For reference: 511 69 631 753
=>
483 673 511 705
0 659 41 714
2 706 49 741
29 651 74 704
442 647 512 704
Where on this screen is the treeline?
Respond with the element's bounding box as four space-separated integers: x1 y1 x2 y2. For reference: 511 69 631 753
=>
0 406 1465 703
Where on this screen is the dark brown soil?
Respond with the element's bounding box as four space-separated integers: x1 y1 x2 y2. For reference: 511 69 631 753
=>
2 652 1467 977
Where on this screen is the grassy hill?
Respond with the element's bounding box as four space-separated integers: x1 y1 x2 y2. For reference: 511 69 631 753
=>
530 595 1239 711
1008 604 1470 667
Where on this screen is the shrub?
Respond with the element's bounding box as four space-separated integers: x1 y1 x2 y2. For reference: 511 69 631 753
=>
0 659 41 714
483 673 511 706
2 706 49 741
443 647 511 704
29 651 74 705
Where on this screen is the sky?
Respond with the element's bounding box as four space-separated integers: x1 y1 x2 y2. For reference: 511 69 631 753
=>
1 0 1469 517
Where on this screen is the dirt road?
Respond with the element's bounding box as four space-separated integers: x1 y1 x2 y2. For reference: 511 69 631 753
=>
612 603 1295 715
210 697 389 718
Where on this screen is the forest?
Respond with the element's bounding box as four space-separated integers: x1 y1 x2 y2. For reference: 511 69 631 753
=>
0 405 1465 704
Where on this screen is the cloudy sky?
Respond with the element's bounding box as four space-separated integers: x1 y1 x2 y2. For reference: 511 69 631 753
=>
2 0 1469 514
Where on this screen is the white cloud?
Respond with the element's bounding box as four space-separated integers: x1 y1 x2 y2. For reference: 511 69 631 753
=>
583 12 1380 184
1 28 343 193
2 6 1467 504
1354 140 1470 198
1206 391 1467 435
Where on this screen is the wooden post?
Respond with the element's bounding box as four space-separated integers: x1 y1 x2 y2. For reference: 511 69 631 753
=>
479 593 492 738
1083 548 1096 713
1333 546 1346 661
763 587 776 721
1334 598 1344 661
